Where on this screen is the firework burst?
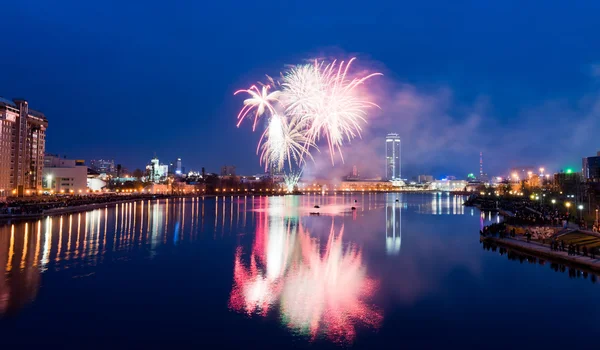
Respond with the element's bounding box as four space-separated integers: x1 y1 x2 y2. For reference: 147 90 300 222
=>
235 57 381 170
234 84 280 131
283 170 303 193
258 115 315 172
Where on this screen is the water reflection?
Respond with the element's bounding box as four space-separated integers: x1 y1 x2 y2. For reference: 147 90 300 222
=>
481 240 600 284
386 195 402 255
229 196 382 343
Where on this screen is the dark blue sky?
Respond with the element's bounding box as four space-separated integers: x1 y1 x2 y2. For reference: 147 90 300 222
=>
3 0 600 178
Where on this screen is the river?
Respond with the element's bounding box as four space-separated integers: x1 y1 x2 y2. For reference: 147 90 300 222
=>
0 193 599 348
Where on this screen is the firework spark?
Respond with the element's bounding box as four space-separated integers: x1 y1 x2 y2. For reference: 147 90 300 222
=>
234 84 280 131
258 115 315 172
282 58 382 164
283 170 303 193
235 57 380 169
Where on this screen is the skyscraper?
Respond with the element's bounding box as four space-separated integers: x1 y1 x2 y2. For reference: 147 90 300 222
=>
0 98 48 196
385 133 401 180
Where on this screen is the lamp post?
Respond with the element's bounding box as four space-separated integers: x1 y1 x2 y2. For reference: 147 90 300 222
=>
551 199 556 210
578 204 584 222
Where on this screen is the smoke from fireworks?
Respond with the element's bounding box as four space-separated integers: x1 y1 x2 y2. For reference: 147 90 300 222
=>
235 57 381 171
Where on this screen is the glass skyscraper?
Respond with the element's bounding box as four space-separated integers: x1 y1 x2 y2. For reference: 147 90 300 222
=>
385 133 401 180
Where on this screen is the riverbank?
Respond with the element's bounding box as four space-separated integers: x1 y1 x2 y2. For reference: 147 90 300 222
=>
481 235 600 272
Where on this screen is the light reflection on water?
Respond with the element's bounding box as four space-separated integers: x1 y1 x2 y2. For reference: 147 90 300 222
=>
229 196 382 343
0 193 507 345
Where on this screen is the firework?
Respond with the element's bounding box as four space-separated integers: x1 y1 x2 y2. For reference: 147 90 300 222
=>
234 84 280 131
257 115 315 172
283 170 303 193
235 57 380 169
282 58 381 164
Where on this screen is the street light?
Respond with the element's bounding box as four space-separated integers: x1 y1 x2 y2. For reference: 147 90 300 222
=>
578 204 584 221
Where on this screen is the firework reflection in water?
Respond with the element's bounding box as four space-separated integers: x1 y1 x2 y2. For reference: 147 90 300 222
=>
228 201 381 343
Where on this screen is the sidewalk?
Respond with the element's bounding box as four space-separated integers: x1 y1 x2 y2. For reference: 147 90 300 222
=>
483 235 600 271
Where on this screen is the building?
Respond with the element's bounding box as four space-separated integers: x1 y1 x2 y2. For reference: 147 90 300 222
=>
418 175 434 184
385 133 401 180
175 158 183 175
429 179 468 191
42 154 88 193
0 98 48 196
554 171 583 198
146 157 168 183
221 165 236 176
89 159 115 176
338 180 401 191
582 151 600 182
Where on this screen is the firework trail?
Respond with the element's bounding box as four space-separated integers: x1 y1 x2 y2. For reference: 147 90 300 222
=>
234 84 280 131
258 115 316 172
283 170 303 193
235 57 380 169
282 58 381 164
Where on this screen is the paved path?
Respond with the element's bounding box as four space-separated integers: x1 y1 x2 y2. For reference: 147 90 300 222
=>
483 236 600 271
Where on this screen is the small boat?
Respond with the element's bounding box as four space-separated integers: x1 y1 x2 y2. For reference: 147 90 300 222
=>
351 207 356 210
314 205 320 209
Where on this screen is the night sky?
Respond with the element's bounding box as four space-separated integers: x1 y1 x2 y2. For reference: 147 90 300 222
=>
2 1 600 178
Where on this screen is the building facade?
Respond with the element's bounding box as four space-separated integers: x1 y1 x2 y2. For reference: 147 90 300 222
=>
385 133 401 180
582 152 600 182
90 159 115 176
221 165 236 176
42 154 88 193
418 175 434 184
0 98 48 196
146 157 168 183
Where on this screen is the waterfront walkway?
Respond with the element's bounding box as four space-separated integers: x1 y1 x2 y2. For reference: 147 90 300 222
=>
483 235 600 272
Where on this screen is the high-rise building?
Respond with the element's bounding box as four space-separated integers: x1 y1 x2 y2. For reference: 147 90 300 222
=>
0 98 48 196
582 151 600 182
90 159 115 175
175 158 182 175
146 157 168 183
385 133 401 180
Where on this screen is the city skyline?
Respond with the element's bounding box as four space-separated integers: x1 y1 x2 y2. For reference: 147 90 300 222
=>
1 1 599 176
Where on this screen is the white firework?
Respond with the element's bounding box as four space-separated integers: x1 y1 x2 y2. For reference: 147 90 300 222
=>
283 170 303 193
258 115 316 172
235 84 281 131
281 58 381 164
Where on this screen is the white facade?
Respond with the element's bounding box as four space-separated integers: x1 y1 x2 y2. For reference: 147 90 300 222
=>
42 155 88 193
146 157 168 183
429 180 468 191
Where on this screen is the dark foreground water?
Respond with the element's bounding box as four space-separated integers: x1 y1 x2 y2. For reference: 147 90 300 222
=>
1 193 599 348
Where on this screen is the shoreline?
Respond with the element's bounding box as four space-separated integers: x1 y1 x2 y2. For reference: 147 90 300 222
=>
481 235 600 273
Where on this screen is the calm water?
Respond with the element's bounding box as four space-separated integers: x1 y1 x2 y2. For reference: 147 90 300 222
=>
1 193 599 348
